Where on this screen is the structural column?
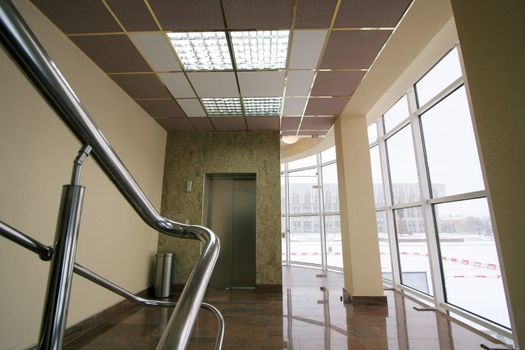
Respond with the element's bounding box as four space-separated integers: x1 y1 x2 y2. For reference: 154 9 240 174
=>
334 115 385 305
450 1 525 347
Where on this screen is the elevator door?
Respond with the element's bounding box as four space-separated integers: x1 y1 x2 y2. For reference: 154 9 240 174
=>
206 176 256 289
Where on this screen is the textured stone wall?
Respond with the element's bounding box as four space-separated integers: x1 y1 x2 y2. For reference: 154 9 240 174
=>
158 131 281 286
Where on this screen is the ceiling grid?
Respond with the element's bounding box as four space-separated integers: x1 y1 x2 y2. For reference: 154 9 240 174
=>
30 0 413 135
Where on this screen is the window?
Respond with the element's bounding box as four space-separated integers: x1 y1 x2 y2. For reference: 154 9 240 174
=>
415 47 462 107
376 211 392 280
421 86 484 197
368 46 511 335
395 207 432 295
434 198 509 327
386 126 420 204
384 95 409 132
369 146 384 208
281 147 342 269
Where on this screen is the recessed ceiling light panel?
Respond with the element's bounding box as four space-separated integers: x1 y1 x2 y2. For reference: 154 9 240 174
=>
201 98 242 116
168 32 232 71
231 31 289 70
243 97 282 116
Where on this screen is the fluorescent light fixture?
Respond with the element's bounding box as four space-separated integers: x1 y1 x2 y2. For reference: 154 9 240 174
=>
243 97 282 116
168 32 232 70
281 135 299 144
201 98 242 116
231 30 289 70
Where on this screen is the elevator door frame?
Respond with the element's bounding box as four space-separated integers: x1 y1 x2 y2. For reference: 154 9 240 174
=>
203 173 256 289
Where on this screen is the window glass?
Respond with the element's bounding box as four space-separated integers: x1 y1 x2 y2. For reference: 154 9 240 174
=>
416 47 462 107
288 168 319 215
288 154 317 170
368 123 378 144
376 211 392 281
281 216 287 263
384 95 409 132
435 198 510 327
289 216 321 265
322 163 339 212
421 86 484 197
369 146 385 208
321 146 336 163
324 215 342 268
386 126 420 204
395 207 433 295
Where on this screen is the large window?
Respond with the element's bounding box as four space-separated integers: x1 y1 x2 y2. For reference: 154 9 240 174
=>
281 147 342 269
367 47 511 335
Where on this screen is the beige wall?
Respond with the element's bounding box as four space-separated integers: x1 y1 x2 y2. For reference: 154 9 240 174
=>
158 131 281 286
451 1 524 347
0 1 167 349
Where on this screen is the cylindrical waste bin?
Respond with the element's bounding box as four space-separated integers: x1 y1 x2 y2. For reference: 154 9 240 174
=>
154 252 173 298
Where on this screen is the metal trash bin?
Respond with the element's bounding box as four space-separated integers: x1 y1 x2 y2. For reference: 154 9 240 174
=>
154 252 173 298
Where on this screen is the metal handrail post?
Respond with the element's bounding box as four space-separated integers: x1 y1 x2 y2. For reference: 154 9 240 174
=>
38 184 84 350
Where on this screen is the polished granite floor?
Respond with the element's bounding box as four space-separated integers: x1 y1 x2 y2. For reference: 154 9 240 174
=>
63 266 511 349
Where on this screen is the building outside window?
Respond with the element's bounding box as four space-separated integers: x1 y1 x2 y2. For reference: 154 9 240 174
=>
368 47 511 339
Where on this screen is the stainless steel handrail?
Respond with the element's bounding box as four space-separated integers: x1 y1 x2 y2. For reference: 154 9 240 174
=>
0 221 225 350
0 1 220 349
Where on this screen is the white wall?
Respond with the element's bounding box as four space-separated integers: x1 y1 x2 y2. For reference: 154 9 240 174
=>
0 1 167 348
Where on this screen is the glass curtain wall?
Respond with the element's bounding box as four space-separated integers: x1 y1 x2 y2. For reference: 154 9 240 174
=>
281 147 342 269
367 47 511 335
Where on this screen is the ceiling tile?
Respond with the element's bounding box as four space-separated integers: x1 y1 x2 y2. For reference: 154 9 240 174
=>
158 73 194 98
238 71 285 97
283 98 307 116
334 0 412 28
155 117 194 131
177 99 207 117
137 99 186 118
281 117 301 130
71 35 151 73
288 30 327 69
286 71 315 96
320 30 391 69
148 0 225 30
222 0 292 29
32 0 121 34
129 33 182 72
105 0 158 31
187 72 239 97
211 117 247 131
311 71 366 96
300 116 335 130
111 74 170 99
295 0 337 28
190 118 215 131
246 117 279 131
305 98 349 116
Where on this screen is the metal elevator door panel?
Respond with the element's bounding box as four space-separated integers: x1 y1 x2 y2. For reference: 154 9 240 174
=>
231 179 256 288
206 176 256 289
207 178 234 289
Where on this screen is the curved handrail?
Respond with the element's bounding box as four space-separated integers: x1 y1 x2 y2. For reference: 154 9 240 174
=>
0 1 220 349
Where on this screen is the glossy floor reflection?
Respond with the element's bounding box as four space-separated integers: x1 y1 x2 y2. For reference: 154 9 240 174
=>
63 266 510 349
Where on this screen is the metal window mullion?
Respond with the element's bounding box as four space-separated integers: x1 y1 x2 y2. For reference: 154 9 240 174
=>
377 117 401 285
408 86 446 309
285 163 291 265
317 154 327 269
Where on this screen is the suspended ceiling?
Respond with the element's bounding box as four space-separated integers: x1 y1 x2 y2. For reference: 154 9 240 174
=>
31 0 412 135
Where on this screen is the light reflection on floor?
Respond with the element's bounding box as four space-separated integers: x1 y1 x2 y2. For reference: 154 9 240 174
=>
60 266 510 349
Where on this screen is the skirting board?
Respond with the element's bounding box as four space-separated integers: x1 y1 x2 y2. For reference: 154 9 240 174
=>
342 287 388 306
